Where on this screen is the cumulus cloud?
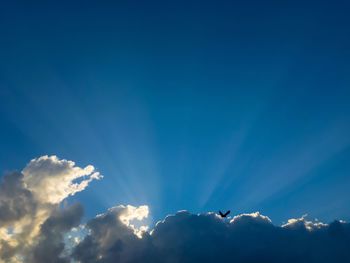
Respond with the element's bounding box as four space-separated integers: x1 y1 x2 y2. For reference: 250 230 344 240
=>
72 205 152 263
73 210 350 263
1 156 350 263
22 155 102 204
27 203 83 263
0 172 37 227
0 156 101 263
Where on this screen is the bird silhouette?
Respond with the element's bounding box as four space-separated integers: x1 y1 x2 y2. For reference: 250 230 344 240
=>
219 210 230 218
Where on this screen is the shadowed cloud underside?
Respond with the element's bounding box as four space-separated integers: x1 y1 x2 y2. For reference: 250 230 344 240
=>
0 156 349 263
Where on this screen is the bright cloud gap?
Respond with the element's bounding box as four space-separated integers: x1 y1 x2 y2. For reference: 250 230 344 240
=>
0 156 349 263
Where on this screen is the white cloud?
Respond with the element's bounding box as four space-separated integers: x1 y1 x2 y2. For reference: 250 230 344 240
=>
230 211 272 224
118 205 149 237
282 214 328 231
1 156 350 263
0 156 101 263
22 155 102 204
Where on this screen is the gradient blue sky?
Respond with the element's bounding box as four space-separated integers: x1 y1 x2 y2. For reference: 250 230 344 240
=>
0 0 349 224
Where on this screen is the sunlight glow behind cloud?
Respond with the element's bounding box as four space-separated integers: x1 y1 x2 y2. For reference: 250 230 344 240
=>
1 156 350 263
118 205 150 238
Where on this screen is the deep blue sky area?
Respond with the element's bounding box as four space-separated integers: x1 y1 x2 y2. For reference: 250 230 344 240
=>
0 0 350 224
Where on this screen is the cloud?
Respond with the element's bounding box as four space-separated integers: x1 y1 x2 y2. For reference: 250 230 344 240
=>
118 205 149 237
73 210 350 263
22 155 102 204
72 205 152 263
0 172 37 227
1 156 350 263
27 203 83 263
0 156 101 263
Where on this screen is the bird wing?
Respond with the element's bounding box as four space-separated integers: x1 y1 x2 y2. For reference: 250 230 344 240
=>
224 210 230 217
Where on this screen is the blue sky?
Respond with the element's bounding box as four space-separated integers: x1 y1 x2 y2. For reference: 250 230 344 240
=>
0 0 350 224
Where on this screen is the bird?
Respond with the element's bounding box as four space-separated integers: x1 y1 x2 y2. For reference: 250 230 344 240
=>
219 210 230 218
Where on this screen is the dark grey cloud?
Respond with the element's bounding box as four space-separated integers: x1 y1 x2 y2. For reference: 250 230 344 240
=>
0 170 83 263
72 206 152 263
73 210 350 263
28 203 83 263
0 171 38 262
1 156 350 263
0 156 100 263
0 172 36 226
